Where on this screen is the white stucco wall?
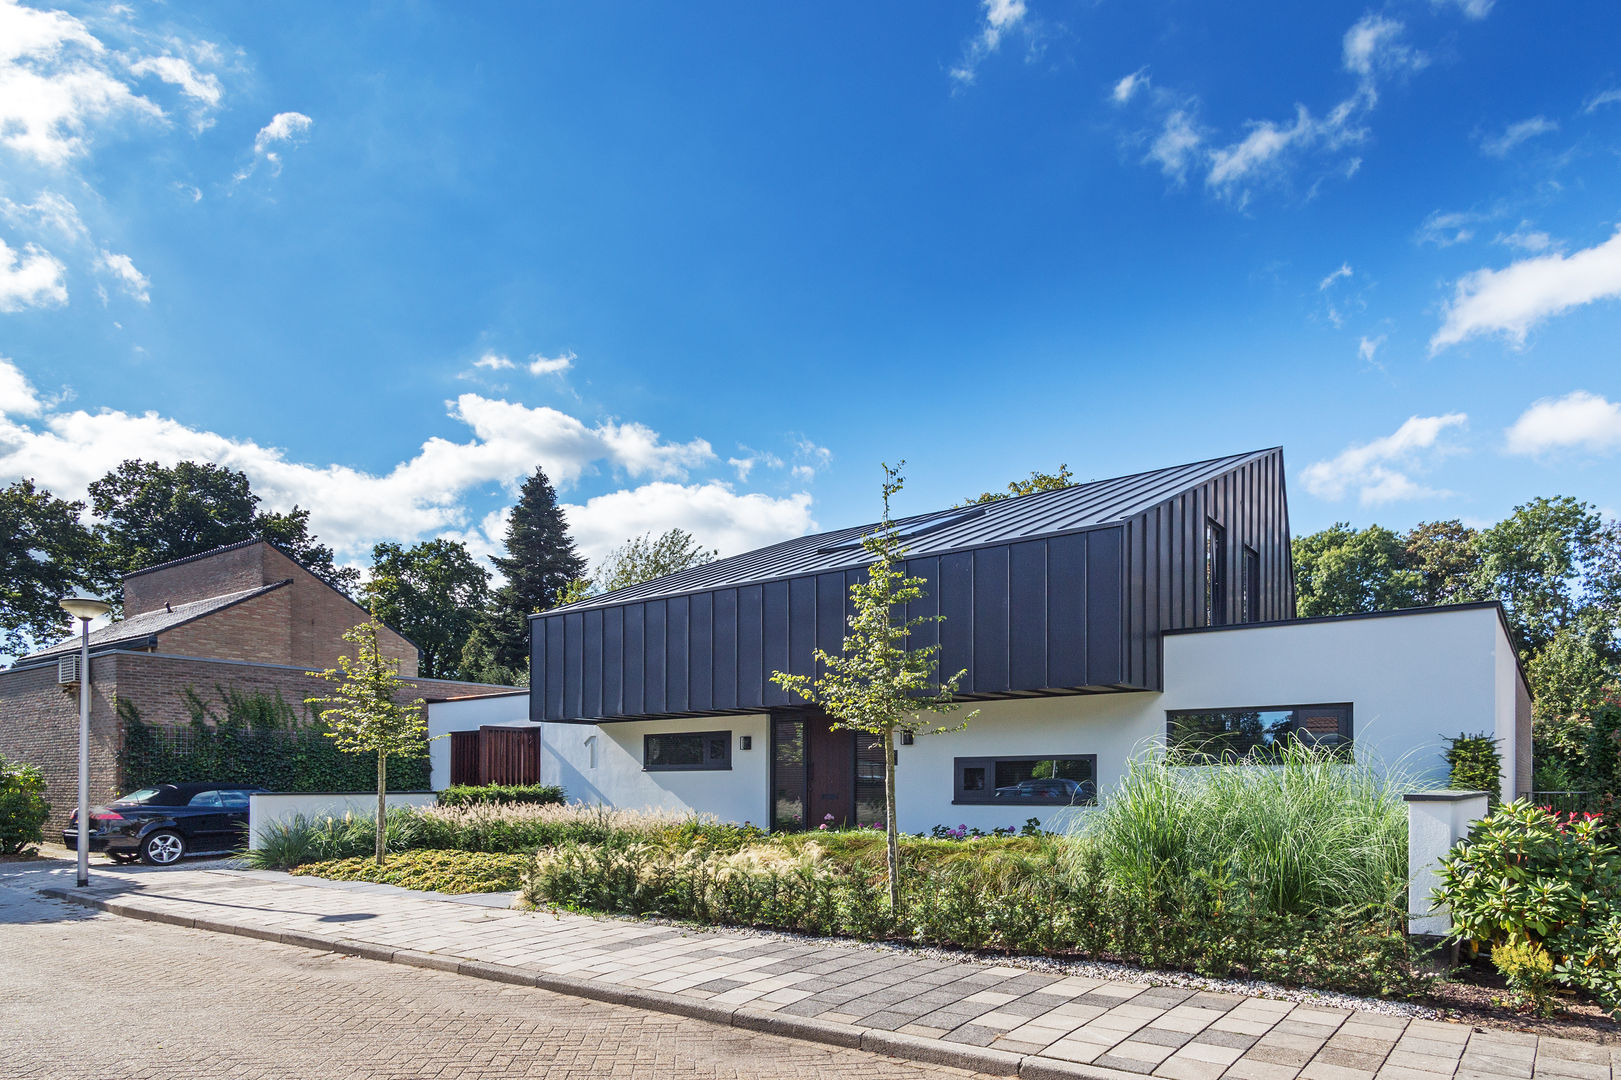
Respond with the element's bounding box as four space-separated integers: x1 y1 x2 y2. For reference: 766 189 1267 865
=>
248 791 439 848
539 715 773 825
426 692 531 790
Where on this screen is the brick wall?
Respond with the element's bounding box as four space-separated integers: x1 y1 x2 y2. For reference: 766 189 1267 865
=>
0 655 124 831
123 542 268 616
261 545 419 675
156 585 295 667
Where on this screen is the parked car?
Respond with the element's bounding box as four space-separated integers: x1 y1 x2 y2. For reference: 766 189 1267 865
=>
62 783 265 865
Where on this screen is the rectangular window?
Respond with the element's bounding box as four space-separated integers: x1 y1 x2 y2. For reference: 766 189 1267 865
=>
770 717 804 830
953 755 1098 805
1205 519 1227 626
855 736 886 827
1166 704 1353 763
644 730 732 771
1242 545 1260 623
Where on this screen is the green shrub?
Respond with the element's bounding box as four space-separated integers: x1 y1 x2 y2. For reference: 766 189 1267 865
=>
1435 800 1621 1015
1444 734 1503 807
119 690 429 793
242 807 434 869
291 849 529 893
437 784 565 808
0 754 50 858
1493 939 1558 1015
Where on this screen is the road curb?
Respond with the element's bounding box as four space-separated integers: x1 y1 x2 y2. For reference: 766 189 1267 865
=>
42 886 1138 1079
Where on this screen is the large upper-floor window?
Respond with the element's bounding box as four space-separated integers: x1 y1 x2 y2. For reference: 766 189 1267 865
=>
1166 704 1353 763
1205 519 1227 626
644 730 732 771
953 754 1098 805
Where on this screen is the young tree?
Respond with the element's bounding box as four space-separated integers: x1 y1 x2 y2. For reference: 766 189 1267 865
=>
595 528 717 594
306 620 426 864
363 539 491 679
0 479 99 656
961 465 1075 506
772 462 972 911
483 467 587 671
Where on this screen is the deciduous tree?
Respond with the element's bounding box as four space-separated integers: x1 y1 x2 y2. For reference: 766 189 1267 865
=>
594 528 716 594
0 479 98 656
1292 523 1420 617
363 540 490 679
961 465 1074 506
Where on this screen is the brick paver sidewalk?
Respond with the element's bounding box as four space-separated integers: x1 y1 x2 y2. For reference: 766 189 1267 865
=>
30 864 1617 1080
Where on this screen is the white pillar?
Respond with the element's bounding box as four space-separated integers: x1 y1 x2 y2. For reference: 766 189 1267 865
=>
1405 790 1490 937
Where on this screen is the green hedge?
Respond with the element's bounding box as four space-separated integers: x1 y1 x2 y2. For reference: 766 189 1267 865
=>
0 753 50 858
118 688 429 793
437 783 564 807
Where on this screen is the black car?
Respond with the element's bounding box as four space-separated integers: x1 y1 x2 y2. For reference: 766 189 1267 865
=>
63 783 265 865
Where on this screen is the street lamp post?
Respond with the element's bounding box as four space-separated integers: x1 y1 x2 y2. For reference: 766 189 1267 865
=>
59 593 112 888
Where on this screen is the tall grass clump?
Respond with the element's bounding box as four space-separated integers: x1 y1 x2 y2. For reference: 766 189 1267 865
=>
242 807 432 869
1087 742 1411 917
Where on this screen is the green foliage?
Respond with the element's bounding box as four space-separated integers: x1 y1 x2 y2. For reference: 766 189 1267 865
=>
437 783 565 808
1444 734 1503 806
0 478 99 656
1493 939 1559 1015
0 753 50 858
961 465 1075 506
1403 519 1483 607
593 528 717 595
118 690 430 793
1292 522 1421 617
772 461 974 910
86 459 357 597
363 539 492 680
291 849 529 893
1434 801 1621 1015
307 619 429 865
1475 497 1617 657
482 467 586 672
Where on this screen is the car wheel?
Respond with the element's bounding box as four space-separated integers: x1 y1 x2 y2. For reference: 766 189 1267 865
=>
140 830 186 866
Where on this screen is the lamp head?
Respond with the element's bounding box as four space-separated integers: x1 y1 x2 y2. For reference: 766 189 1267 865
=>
59 593 112 621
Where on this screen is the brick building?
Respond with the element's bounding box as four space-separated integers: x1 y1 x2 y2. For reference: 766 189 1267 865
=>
0 539 514 827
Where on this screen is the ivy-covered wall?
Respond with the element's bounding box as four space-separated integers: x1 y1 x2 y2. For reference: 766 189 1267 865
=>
119 687 429 793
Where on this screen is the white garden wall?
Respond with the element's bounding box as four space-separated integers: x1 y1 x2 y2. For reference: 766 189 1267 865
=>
425 692 531 790
248 791 438 848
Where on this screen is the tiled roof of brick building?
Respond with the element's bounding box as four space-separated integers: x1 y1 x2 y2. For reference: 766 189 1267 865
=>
21 581 291 664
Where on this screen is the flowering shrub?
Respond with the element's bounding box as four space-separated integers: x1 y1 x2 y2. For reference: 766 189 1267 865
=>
1434 800 1621 1015
929 818 1048 841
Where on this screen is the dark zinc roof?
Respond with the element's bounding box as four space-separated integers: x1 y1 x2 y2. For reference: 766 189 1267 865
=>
21 582 291 664
546 448 1279 614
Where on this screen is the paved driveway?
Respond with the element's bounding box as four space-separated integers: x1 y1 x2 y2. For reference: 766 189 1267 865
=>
0 871 990 1080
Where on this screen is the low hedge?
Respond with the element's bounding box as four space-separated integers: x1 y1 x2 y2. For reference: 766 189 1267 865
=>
437 783 565 808
290 849 529 893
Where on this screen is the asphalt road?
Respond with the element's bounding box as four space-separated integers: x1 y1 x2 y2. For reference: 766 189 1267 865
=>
0 863 987 1080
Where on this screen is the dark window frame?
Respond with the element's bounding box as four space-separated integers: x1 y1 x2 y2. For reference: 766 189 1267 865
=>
1241 544 1261 623
952 754 1099 806
1205 519 1228 627
643 730 733 772
1165 703 1354 764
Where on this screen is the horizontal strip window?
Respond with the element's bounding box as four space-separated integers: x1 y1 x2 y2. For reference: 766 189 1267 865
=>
954 755 1097 806
644 730 732 772
1166 704 1353 764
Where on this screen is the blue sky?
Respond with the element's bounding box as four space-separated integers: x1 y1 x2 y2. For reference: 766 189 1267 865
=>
1 0 1619 578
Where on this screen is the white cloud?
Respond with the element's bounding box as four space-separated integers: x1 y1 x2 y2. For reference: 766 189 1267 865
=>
0 357 784 559
1494 223 1558 253
1342 16 1425 78
1301 413 1468 504
949 0 1028 87
1431 0 1493 19
0 238 68 311
1318 263 1352 291
94 250 150 303
236 110 313 180
0 191 87 241
127 53 222 129
1585 88 1621 114
1204 87 1373 201
1357 334 1385 365
1147 109 1203 182
1416 208 1488 247
1111 68 1149 106
473 352 514 370
528 351 574 376
1479 116 1557 157
562 483 814 566
0 355 41 417
1505 391 1621 457
1432 227 1621 352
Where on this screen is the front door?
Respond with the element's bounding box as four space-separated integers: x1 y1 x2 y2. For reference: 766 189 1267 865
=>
805 719 855 829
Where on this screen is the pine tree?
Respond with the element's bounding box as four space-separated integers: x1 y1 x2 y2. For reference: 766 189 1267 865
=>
484 468 586 672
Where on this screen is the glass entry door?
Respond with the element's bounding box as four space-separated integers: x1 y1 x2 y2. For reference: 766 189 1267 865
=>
771 712 888 831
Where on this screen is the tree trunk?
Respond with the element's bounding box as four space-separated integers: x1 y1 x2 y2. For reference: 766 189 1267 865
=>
375 748 387 866
884 726 900 913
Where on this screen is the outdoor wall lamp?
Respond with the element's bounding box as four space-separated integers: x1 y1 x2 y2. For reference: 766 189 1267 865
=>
59 592 112 889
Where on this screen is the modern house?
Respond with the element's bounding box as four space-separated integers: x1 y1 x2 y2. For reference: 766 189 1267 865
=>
0 538 515 827
428 448 1530 832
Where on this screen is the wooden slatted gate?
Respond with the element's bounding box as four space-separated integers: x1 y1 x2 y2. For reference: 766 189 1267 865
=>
449 726 541 787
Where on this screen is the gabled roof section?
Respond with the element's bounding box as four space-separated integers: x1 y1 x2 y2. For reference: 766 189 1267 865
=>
120 536 269 581
21 581 292 664
548 448 1280 614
